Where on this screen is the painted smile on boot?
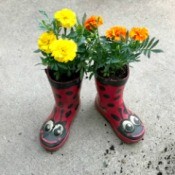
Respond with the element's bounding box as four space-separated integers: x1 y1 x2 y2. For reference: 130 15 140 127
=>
40 120 67 148
118 115 144 140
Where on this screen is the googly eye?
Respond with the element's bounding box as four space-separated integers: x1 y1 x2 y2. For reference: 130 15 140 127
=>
53 124 64 136
44 120 54 132
122 120 134 133
130 115 141 126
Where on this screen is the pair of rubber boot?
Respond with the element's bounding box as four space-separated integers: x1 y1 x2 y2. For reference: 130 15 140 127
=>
40 67 145 151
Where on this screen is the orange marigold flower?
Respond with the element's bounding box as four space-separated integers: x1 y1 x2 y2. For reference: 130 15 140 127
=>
129 27 149 42
85 16 103 31
105 26 127 41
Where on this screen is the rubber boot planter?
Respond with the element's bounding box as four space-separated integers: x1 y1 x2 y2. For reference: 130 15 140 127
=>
40 69 82 151
95 66 145 144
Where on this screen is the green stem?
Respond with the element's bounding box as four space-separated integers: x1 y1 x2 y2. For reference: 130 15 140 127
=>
64 28 67 35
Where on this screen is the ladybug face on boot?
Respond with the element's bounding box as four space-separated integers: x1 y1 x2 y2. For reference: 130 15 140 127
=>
40 120 67 148
118 115 144 140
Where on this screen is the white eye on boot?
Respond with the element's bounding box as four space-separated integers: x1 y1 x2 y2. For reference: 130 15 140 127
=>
53 124 64 136
44 120 54 132
122 120 134 133
130 115 141 126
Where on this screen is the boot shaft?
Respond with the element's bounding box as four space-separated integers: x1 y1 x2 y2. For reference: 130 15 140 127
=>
95 66 129 107
45 69 82 121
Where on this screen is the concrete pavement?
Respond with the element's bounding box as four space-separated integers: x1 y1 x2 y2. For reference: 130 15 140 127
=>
0 0 175 174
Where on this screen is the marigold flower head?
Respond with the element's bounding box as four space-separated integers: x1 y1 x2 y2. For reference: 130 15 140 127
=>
50 39 77 63
54 8 77 28
85 16 103 31
105 26 127 41
129 27 149 42
38 31 57 54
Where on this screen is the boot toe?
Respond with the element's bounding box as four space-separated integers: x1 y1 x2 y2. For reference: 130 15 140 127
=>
118 115 145 143
40 133 63 147
123 125 145 141
40 121 67 151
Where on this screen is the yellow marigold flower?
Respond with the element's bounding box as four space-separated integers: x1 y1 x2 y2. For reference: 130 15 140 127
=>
129 27 149 42
105 26 127 41
50 39 77 63
85 16 103 31
38 32 56 54
54 8 77 28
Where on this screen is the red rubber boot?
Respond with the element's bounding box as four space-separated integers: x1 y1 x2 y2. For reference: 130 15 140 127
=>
95 66 145 144
40 69 82 151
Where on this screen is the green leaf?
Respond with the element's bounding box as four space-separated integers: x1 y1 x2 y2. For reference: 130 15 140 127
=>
111 58 120 64
150 39 159 49
151 49 163 53
41 51 48 56
80 69 84 80
50 64 54 70
70 27 74 33
134 53 141 57
67 70 71 77
146 37 155 49
54 71 60 81
38 25 46 31
77 36 86 46
34 63 42 66
106 58 111 64
34 49 40 53
82 13 87 25
76 17 81 25
39 10 49 19
148 50 151 58
57 63 67 70
140 37 149 49
143 49 148 56
53 64 58 71
89 72 94 79
52 20 57 33
64 28 67 35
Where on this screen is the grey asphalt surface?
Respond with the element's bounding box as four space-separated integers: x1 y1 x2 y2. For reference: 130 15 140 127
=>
0 0 175 175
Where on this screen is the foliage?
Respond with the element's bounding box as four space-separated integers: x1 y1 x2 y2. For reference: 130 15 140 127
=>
35 10 163 80
86 25 163 78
